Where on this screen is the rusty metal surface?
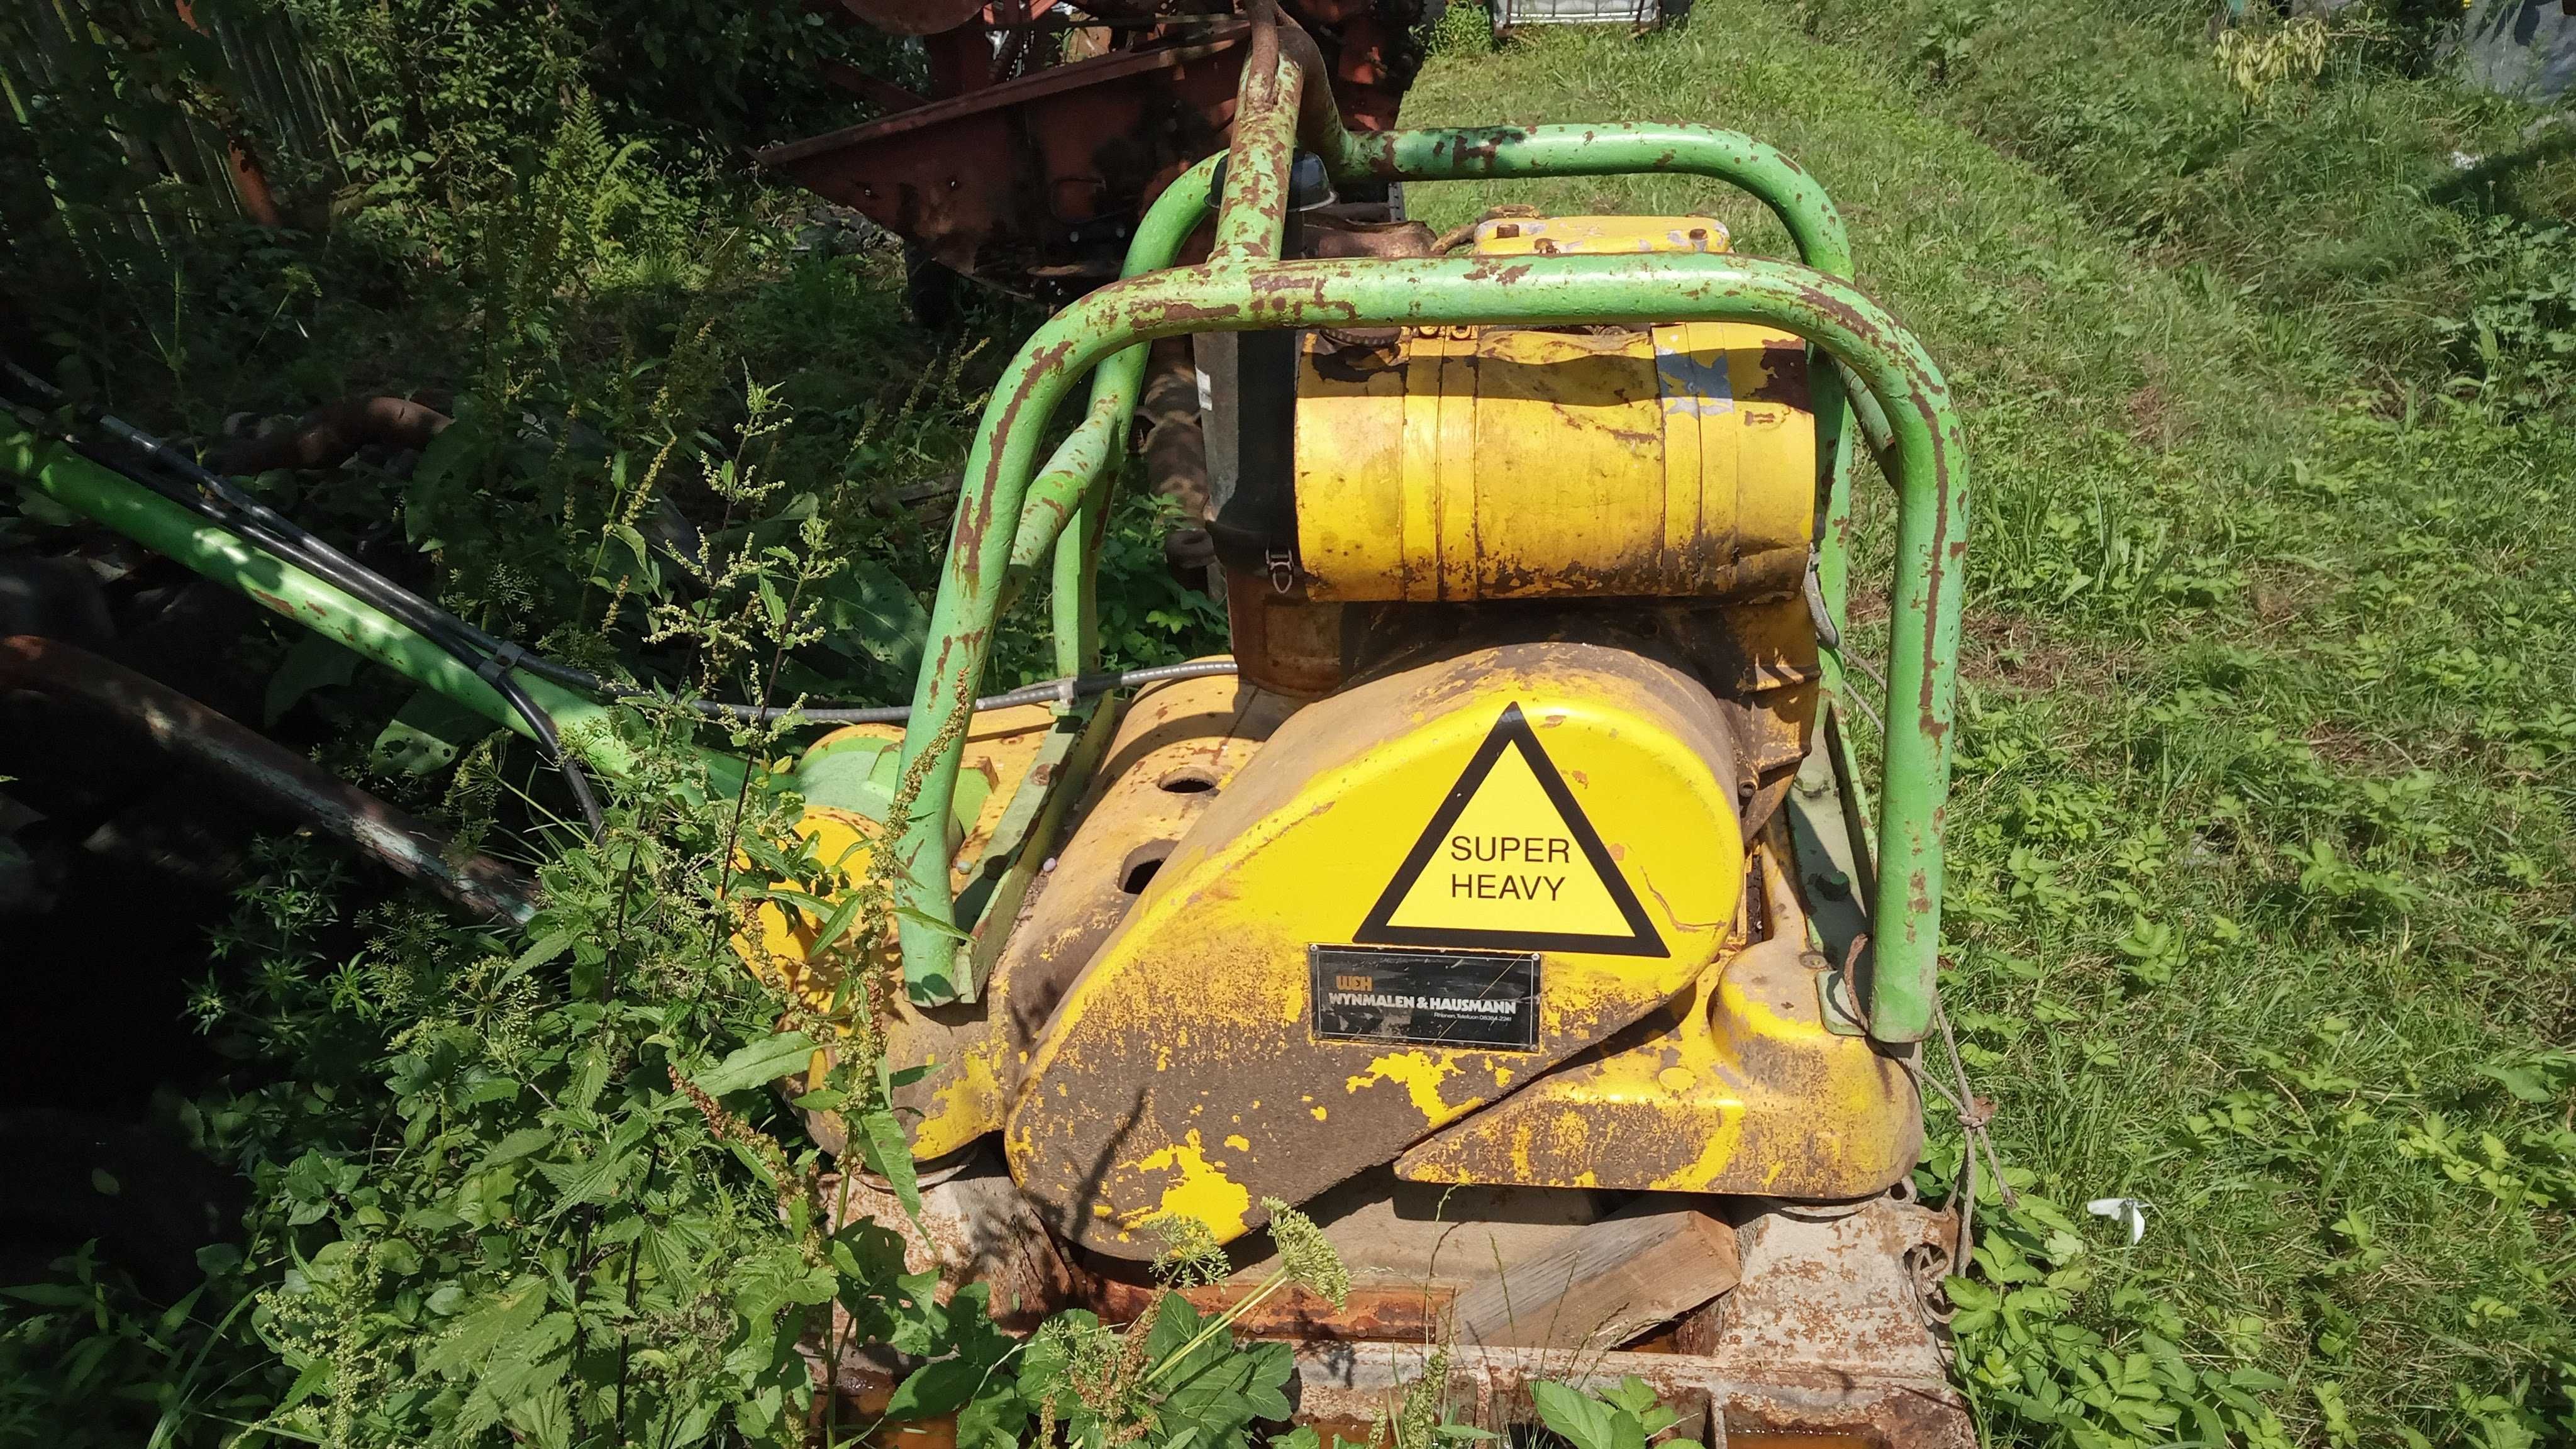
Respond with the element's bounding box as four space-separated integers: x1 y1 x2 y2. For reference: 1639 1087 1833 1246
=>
833 0 991 36
0 634 536 924
770 1 1423 299
1291 1338 1969 1447
822 1150 1077 1333
813 1179 1964 1443
1222 569 1344 695
1709 1194 1956 1382
1210 3 1301 262
1304 214 1441 258
1084 1169 1726 1351
1089 1279 1455 1341
760 28 1248 297
1288 1191 1973 1448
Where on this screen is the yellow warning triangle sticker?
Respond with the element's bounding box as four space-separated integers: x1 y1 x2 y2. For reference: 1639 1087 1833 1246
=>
1356 702 1667 957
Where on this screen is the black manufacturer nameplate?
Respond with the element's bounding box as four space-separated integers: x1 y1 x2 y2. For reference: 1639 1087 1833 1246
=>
1309 944 1540 1050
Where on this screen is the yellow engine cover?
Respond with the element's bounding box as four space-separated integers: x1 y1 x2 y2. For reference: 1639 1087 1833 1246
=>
1394 845 1921 1197
1004 642 1747 1258
1290 214 1816 604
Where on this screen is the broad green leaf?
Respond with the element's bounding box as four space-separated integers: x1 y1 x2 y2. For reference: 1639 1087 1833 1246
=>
855 1109 924 1226
535 1150 633 1208
418 1278 545 1377
1531 1382 1619 1449
889 1357 997 1421
506 1383 574 1449
694 1031 819 1095
369 687 497 777
482 1126 555 1167
0 1283 93 1309
264 633 362 724
496 931 574 989
820 558 929 672
2475 1060 2560 1103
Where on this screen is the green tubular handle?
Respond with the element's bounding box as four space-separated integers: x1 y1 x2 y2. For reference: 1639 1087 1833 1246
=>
892 252 1967 1043
1008 154 1226 579
3 425 753 797
1341 125 1852 276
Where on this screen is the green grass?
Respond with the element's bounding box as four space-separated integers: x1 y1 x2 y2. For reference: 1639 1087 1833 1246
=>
1402 8 2575 1446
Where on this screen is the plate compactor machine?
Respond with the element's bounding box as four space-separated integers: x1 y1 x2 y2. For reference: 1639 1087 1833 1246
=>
5 8 1971 1443
758 19 1974 1438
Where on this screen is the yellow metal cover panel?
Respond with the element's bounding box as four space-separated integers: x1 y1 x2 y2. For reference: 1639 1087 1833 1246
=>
1294 318 1816 602
1394 847 1920 1197
892 669 1300 1161
1470 214 1732 256
1004 643 1746 1257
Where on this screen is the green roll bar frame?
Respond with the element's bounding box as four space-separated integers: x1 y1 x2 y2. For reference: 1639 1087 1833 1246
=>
0 433 752 799
891 14 1967 1041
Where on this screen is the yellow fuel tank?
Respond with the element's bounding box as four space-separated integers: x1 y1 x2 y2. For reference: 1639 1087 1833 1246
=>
1290 218 1818 604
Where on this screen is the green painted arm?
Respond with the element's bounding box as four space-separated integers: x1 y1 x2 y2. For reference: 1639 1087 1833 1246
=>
4 425 755 798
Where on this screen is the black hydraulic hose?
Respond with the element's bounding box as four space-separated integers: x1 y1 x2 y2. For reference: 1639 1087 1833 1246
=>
9 366 606 838
125 445 607 836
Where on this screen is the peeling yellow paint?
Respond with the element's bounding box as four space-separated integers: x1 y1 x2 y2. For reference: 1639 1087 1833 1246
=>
1223 1134 1251 1152
1124 1131 1252 1237
1346 1052 1479 1125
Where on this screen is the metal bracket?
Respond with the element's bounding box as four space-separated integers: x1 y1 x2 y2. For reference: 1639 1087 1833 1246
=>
1787 700 1876 1036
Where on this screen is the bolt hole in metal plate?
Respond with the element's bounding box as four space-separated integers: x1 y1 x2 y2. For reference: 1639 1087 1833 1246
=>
1158 767 1220 794
1119 844 1173 894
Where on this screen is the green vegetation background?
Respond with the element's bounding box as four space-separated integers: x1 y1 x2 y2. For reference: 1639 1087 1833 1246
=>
4 0 2573 1442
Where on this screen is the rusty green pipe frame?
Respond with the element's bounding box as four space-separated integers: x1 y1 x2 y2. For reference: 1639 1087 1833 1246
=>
1209 53 1302 261
3 425 755 798
1345 126 1849 274
1008 123 1867 606
1009 161 1221 577
893 253 1967 1043
1006 20 1298 584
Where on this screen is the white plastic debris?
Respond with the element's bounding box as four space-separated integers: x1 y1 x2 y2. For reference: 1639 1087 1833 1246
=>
2087 1197 2150 1244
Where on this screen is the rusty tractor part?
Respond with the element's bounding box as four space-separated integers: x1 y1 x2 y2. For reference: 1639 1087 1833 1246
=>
765 0 1424 304
764 25 1252 301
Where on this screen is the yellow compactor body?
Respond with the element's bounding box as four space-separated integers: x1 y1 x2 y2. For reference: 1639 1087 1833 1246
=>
743 214 1970 1448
